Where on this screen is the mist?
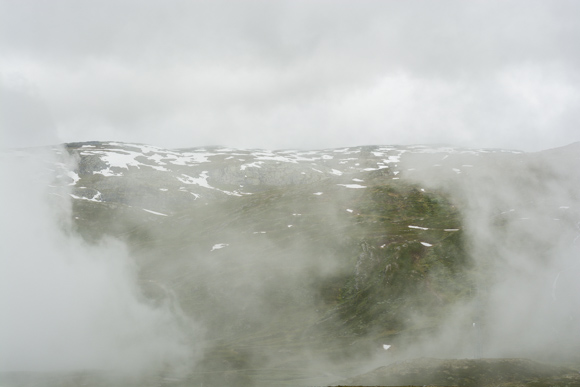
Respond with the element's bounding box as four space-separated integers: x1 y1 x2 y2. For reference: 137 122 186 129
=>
1 141 579 385
400 145 580 363
2 0 580 384
463 151 580 360
0 148 195 376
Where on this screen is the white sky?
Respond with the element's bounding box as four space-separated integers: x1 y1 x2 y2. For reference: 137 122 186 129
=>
1 0 579 151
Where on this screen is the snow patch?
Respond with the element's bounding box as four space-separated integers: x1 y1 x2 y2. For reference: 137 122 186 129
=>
240 161 264 170
98 150 144 170
65 171 80 186
143 209 168 216
363 165 389 171
69 191 102 203
177 171 212 188
211 243 229 251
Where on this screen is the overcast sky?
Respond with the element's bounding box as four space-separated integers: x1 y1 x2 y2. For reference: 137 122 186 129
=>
1 0 579 151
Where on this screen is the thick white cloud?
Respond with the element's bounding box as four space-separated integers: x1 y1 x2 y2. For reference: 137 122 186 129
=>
1 0 579 151
0 150 194 373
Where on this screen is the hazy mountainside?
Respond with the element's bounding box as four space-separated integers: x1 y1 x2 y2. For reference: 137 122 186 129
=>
2 141 579 386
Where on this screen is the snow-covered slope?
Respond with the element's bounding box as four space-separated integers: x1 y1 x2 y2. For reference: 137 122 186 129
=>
57 141 527 215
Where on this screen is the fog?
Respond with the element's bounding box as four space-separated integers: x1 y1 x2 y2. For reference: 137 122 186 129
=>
0 148 195 377
399 146 580 363
1 142 579 385
463 151 580 360
2 1 580 384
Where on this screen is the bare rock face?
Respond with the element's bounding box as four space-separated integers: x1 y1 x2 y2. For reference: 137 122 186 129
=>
335 357 580 386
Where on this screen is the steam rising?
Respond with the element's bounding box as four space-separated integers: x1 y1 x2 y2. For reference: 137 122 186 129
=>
0 148 194 375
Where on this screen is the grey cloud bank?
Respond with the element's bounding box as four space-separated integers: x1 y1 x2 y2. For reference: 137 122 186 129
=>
1 0 579 151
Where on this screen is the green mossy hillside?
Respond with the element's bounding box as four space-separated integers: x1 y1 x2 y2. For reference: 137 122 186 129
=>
72 178 473 386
